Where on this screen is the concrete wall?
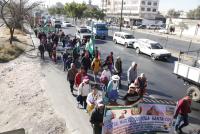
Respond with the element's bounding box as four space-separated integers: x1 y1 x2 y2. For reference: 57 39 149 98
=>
166 18 200 38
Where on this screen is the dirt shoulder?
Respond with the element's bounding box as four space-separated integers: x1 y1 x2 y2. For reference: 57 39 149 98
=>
0 28 67 133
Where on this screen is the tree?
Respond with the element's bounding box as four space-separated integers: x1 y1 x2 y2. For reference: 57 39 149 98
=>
167 9 180 18
64 2 87 23
187 6 200 19
179 22 188 38
0 0 40 44
84 7 106 20
187 10 195 19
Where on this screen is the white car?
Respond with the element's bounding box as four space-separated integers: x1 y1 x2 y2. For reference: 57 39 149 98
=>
62 21 72 27
133 39 171 60
75 27 92 42
113 32 136 48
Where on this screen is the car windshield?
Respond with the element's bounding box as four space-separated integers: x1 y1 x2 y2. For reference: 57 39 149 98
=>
80 29 91 33
55 21 61 23
96 25 108 30
151 43 163 49
65 22 70 23
125 35 134 39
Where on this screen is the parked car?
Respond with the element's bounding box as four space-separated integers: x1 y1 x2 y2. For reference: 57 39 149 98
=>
62 21 72 27
136 25 146 29
75 27 92 42
133 39 171 60
158 28 169 34
54 20 62 28
123 24 131 28
113 32 136 48
147 25 159 30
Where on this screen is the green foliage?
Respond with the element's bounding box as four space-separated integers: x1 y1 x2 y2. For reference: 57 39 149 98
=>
167 9 180 18
49 2 105 20
187 6 200 19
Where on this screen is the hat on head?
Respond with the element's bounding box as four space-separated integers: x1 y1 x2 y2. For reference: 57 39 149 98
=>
83 76 89 82
112 75 120 81
140 73 145 78
97 99 104 107
132 62 136 67
129 83 138 88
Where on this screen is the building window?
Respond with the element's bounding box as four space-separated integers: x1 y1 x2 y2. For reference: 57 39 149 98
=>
147 8 151 11
141 1 145 5
153 2 157 6
152 9 157 12
147 1 151 5
141 7 145 11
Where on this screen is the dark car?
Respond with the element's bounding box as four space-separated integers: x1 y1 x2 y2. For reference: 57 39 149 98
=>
137 25 146 29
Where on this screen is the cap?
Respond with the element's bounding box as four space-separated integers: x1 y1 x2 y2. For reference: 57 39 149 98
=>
112 75 120 81
83 76 89 82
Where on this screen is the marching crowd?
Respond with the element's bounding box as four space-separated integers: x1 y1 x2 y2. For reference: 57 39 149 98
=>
35 27 192 134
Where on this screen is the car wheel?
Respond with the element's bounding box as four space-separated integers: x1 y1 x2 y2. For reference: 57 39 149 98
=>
136 48 140 54
151 54 156 60
187 86 200 102
125 42 128 48
114 39 117 44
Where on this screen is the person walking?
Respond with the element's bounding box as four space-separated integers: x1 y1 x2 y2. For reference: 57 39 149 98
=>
75 67 87 87
90 101 104 134
46 39 53 59
174 95 192 134
100 65 111 87
67 63 78 94
127 62 137 86
81 52 91 73
106 75 120 103
38 43 45 60
91 55 101 83
104 52 114 74
63 50 69 71
134 73 147 97
86 85 102 114
114 56 122 87
78 76 91 110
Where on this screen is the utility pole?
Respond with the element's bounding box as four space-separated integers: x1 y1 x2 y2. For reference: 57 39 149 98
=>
120 0 124 31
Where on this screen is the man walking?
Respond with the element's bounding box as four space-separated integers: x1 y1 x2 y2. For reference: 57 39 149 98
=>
67 63 78 94
127 62 137 86
174 95 192 134
81 52 91 73
90 101 104 134
114 56 122 87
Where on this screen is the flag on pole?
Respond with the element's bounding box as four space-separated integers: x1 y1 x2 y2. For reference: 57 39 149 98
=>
85 37 94 55
85 22 95 56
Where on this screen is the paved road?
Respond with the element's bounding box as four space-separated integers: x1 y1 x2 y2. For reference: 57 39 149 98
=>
65 26 200 128
109 27 200 56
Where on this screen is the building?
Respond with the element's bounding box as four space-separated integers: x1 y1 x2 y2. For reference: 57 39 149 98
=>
102 0 160 25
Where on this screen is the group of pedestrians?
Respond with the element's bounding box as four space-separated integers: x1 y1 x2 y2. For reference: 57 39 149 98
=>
36 26 192 134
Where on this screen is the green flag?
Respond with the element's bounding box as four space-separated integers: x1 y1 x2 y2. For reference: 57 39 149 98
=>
85 37 94 55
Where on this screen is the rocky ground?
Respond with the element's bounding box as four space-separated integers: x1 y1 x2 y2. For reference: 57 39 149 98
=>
0 28 67 134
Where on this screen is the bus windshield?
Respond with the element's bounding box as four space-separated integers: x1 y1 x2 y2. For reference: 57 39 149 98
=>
96 24 108 30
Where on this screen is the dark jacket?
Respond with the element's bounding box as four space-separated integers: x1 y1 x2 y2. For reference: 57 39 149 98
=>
81 57 91 70
114 60 122 74
90 108 104 134
67 68 78 81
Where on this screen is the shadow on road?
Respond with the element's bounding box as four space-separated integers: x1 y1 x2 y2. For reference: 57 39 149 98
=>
95 39 107 44
147 88 173 99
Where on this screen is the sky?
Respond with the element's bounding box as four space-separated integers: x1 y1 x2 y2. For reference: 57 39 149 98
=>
43 0 200 11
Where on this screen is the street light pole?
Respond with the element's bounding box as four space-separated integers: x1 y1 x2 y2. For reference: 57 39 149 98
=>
120 0 124 31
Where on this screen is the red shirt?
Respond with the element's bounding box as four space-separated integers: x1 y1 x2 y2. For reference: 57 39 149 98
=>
175 96 191 116
75 72 86 87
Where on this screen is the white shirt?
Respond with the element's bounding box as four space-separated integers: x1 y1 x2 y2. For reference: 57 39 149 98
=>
101 70 112 80
86 92 102 105
78 82 91 96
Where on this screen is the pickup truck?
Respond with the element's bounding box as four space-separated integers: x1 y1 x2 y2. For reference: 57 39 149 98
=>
173 52 200 102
